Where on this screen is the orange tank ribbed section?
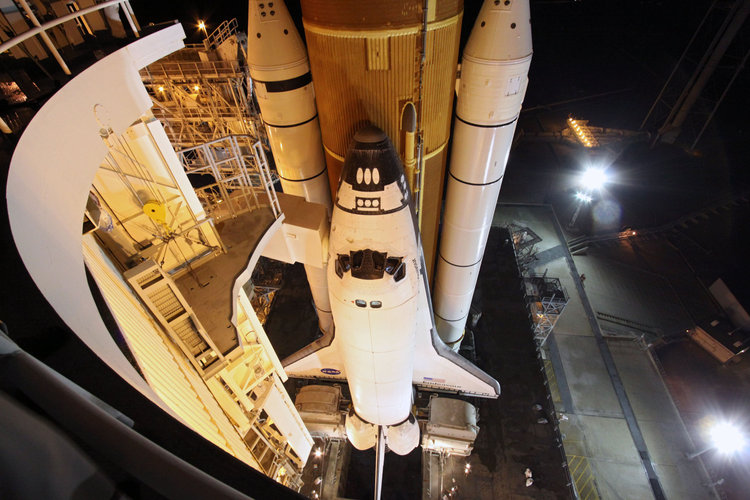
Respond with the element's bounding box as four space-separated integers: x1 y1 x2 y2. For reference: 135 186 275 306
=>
301 1 463 280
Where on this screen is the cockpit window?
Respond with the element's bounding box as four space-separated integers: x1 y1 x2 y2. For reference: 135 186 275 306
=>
385 257 406 282
351 249 386 280
335 254 351 278
385 257 401 275
372 251 385 271
394 262 406 282
335 250 406 281
351 250 363 270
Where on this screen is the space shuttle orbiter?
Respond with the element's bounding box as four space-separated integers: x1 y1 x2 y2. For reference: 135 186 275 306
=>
283 126 500 457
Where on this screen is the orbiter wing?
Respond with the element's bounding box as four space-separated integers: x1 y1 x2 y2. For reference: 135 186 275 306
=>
282 252 500 399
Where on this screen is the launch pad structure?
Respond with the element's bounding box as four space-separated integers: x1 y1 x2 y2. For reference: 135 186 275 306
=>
3 1 537 497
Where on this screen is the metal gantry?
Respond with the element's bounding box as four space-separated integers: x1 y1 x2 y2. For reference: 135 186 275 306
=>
641 0 750 148
507 224 569 346
139 19 265 149
507 223 542 274
524 274 569 345
177 135 274 221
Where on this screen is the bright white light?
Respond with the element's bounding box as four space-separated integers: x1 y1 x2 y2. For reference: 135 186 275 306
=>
710 422 746 454
575 192 592 203
580 168 608 190
314 448 323 458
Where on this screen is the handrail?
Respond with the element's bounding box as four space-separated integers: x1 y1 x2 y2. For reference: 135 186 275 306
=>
0 0 139 55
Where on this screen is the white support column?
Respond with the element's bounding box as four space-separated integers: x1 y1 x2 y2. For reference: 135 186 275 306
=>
16 0 71 75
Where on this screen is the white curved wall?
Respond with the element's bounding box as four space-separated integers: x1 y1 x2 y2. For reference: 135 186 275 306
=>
6 24 187 415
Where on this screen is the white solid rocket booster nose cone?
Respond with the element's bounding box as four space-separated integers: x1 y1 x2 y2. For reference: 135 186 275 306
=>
246 1 308 80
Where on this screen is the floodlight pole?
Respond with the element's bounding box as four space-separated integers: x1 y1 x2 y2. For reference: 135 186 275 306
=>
568 200 585 229
568 190 592 230
686 445 714 460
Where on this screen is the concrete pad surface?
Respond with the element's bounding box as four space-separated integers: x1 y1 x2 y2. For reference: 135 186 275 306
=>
608 340 680 421
654 463 713 500
591 460 654 500
573 254 692 337
637 419 695 466
574 414 641 464
554 334 623 416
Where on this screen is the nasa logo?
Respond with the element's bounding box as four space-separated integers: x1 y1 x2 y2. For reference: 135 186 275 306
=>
321 368 341 375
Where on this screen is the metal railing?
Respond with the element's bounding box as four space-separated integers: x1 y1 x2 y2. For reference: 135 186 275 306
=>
0 0 140 76
206 19 238 49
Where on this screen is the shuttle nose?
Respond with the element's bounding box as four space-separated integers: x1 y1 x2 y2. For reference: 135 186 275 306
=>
335 125 411 213
353 125 387 145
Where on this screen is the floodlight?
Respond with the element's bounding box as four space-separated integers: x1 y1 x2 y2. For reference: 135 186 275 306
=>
579 168 608 190
575 192 592 203
710 421 746 454
687 420 747 459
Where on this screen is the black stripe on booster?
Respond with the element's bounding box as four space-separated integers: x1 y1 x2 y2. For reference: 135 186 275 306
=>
438 252 481 269
448 171 503 187
278 168 327 183
264 113 318 129
455 114 518 129
260 72 313 93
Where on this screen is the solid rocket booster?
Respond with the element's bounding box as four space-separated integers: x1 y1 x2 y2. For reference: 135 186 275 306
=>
433 0 533 348
246 0 332 211
328 126 420 453
246 1 333 333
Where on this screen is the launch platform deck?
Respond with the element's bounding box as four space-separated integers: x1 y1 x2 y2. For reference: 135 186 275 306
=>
174 208 276 355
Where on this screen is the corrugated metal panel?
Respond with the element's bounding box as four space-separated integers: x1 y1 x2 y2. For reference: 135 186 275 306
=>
306 15 460 163
421 18 462 153
302 0 424 28
367 37 390 70
305 13 461 273
82 236 259 469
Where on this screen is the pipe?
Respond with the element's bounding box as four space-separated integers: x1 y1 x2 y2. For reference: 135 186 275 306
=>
0 0 136 55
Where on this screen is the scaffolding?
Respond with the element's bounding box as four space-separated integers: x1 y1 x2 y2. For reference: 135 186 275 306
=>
139 20 278 223
507 222 542 274
507 224 569 345
139 19 264 149
177 135 277 221
524 273 569 346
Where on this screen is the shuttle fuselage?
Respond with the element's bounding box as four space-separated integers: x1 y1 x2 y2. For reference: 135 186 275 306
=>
328 126 419 427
